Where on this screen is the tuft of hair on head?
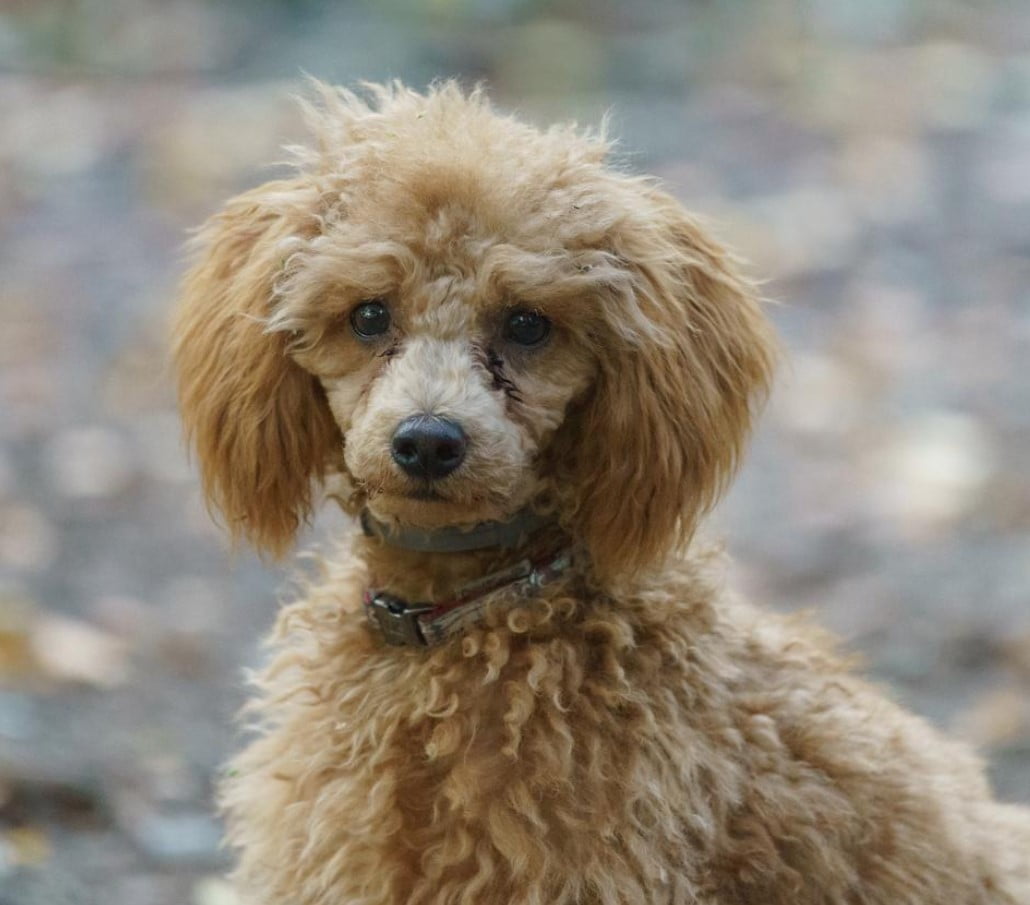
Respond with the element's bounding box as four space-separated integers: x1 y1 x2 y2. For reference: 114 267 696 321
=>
288 77 497 175
559 187 778 583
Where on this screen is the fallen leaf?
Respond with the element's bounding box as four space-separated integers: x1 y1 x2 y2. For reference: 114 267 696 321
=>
193 876 240 905
953 686 1029 748
2 826 51 867
30 616 128 688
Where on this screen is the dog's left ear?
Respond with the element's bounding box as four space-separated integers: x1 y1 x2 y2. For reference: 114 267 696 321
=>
172 179 341 557
570 188 777 581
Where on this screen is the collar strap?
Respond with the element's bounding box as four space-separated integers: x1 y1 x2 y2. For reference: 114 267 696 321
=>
361 508 551 554
364 547 573 647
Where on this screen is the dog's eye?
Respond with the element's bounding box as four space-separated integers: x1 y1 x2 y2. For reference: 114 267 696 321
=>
504 309 550 347
350 300 391 339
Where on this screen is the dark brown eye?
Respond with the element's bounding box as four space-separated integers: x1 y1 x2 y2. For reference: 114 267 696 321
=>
350 299 391 339
504 309 550 347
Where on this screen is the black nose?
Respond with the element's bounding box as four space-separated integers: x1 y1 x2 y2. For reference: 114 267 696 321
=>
390 415 468 480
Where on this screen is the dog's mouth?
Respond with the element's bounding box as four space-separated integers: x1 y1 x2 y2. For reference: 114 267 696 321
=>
364 480 520 531
356 474 453 504
406 484 445 502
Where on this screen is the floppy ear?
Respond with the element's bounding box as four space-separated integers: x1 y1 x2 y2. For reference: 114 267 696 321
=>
572 190 777 580
172 180 341 557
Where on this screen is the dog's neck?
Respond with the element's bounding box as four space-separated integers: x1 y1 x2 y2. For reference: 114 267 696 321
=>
360 508 552 556
355 510 573 646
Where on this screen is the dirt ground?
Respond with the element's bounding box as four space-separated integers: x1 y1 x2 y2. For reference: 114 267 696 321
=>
1 1 1028 902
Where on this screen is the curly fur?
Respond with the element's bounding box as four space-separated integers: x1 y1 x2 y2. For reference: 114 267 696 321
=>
172 81 1030 904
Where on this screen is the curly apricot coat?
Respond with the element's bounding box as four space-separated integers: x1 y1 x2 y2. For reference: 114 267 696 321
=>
173 82 1030 905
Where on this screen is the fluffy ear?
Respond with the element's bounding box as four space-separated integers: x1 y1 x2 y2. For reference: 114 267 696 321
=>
172 180 341 557
572 190 777 580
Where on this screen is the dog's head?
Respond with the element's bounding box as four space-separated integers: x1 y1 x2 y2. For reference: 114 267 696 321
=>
173 82 775 580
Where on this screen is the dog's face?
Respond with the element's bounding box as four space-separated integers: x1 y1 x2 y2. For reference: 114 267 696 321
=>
277 174 604 531
173 83 775 579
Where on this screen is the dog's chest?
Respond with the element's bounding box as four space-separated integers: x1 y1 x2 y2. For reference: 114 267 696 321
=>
226 593 1028 905
227 605 732 904
229 597 886 905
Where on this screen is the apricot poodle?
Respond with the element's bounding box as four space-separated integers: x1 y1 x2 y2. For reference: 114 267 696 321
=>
172 82 1030 904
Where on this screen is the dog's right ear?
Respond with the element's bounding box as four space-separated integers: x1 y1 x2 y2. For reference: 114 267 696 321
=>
172 179 340 557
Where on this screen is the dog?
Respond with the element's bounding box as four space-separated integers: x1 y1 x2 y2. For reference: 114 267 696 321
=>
172 81 1030 904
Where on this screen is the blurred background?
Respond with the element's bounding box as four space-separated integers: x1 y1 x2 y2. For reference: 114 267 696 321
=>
1 0 1029 902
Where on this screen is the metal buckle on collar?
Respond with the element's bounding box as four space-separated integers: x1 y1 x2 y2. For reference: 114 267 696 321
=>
366 593 435 647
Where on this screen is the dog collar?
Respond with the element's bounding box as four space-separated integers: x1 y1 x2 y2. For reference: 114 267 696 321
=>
360 507 551 553
363 547 573 647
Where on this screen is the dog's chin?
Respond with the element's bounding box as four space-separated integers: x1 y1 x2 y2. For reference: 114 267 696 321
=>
365 490 516 531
